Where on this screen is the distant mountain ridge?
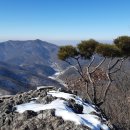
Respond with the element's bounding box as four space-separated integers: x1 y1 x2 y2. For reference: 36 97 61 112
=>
0 39 59 66
0 39 66 95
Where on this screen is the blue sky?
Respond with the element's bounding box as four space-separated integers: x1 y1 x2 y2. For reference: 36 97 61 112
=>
0 0 130 42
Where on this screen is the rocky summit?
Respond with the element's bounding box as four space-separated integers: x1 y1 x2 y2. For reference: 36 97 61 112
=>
0 87 112 130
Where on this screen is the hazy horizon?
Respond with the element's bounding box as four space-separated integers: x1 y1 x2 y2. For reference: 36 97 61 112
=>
0 39 113 46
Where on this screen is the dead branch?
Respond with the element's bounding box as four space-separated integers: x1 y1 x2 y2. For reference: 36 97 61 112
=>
90 57 106 74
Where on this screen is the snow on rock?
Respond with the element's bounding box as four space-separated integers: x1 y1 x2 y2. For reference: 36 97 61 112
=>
15 90 109 130
48 90 97 114
0 94 13 98
37 86 54 90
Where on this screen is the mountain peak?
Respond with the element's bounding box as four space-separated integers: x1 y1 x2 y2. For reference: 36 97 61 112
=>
35 39 43 42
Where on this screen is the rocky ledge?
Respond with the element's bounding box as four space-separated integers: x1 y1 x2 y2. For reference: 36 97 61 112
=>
0 87 112 130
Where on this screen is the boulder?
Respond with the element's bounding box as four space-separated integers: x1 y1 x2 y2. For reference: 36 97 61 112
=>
21 110 37 120
68 99 83 114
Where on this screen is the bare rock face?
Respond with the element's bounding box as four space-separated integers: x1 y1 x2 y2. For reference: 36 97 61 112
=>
21 110 37 120
11 109 90 130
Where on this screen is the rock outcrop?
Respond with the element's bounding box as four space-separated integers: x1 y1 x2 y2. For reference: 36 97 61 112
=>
0 87 111 130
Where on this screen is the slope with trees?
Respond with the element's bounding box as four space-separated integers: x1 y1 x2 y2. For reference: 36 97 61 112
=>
58 36 130 106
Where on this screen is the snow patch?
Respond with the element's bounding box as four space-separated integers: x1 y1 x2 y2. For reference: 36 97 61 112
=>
15 91 109 130
48 91 97 114
48 75 68 87
48 63 68 87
